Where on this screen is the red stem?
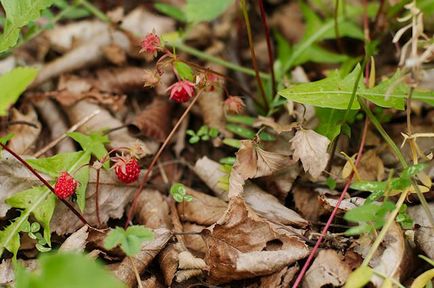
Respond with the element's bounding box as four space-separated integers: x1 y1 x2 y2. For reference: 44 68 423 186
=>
292 117 369 288
0 143 90 226
95 168 101 226
258 0 276 97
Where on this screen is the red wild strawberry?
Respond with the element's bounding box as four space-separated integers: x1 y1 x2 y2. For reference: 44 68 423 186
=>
113 156 140 184
167 80 195 103
54 172 78 199
140 32 161 60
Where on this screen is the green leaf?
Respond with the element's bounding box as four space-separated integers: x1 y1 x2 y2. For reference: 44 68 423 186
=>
316 108 345 140
344 201 394 223
293 45 349 66
6 187 56 245
396 204 413 230
219 157 236 165
0 133 14 145
326 177 337 190
0 67 38 116
351 180 387 194
170 182 192 203
185 0 234 23
154 3 186 22
226 114 256 126
27 151 88 178
344 266 373 288
222 138 241 148
0 0 56 52
174 61 194 81
15 252 126 288
67 132 109 167
226 124 256 139
0 215 28 258
104 226 154 256
401 163 427 178
279 67 362 110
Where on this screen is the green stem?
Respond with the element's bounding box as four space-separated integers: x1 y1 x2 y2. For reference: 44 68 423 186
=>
372 270 406 288
360 99 434 226
76 0 110 22
168 41 271 80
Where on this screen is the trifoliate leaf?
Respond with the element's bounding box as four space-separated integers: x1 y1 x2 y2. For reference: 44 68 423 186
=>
104 226 154 256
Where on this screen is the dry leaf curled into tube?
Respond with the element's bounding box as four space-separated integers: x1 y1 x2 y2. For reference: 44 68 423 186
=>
302 250 352 288
289 129 330 178
7 107 41 155
128 99 171 142
203 197 309 284
114 228 172 288
193 157 228 200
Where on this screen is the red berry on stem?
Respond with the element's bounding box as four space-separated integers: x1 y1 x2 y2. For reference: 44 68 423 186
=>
114 157 140 184
140 32 161 59
167 80 195 103
54 172 78 199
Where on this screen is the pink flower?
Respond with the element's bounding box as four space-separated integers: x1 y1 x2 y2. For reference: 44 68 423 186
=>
224 96 245 114
167 80 195 103
140 32 161 59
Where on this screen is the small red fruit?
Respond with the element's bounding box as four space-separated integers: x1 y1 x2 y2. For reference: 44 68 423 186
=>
167 80 195 103
54 172 78 199
113 156 140 184
140 32 161 59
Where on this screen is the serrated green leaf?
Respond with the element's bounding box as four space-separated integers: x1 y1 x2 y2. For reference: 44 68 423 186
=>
15 252 126 288
67 132 109 168
0 0 55 52
6 187 56 245
0 67 38 116
104 226 153 256
154 3 186 22
344 266 373 288
0 215 27 258
27 151 87 178
185 0 234 23
174 61 194 81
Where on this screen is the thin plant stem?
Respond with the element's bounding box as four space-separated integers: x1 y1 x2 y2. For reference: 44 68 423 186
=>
360 99 434 226
334 0 344 53
292 117 369 288
0 143 90 226
124 91 203 228
258 0 277 97
169 41 271 80
77 0 110 22
239 0 269 111
95 168 101 226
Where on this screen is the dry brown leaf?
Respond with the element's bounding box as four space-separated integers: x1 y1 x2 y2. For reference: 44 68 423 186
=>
177 188 227 226
408 203 434 259
193 157 228 200
260 266 299 288
302 250 352 288
0 258 38 286
244 184 308 228
270 2 304 43
140 275 164 288
66 101 158 154
203 196 309 284
102 43 127 66
253 116 297 134
95 67 146 94
293 186 327 221
51 168 137 235
290 129 330 178
113 228 172 288
7 107 41 155
358 149 385 181
129 99 171 142
132 189 171 230
158 242 183 286
175 269 202 283
178 251 207 270
182 223 207 255
59 225 89 252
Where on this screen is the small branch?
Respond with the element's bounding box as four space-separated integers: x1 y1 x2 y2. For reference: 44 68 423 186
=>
240 0 269 111
0 143 90 226
258 0 277 97
292 117 369 288
124 91 203 228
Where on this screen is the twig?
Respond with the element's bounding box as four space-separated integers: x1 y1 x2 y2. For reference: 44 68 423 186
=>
33 110 100 158
292 116 369 288
240 0 269 111
258 0 277 97
128 256 143 288
124 91 203 228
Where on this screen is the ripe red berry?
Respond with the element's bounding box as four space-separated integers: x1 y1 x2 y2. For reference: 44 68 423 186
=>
167 80 195 103
54 172 78 199
113 157 140 184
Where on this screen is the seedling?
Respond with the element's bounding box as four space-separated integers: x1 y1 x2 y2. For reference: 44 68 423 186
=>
169 183 193 203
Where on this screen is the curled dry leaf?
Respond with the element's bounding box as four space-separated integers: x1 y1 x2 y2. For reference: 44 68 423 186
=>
33 99 75 154
132 189 171 230
229 140 292 198
408 203 434 259
302 250 352 288
260 266 299 288
51 168 137 235
194 157 228 200
203 197 309 284
175 269 202 283
355 222 414 287
182 223 207 256
178 250 207 270
113 228 172 288
253 116 297 134
244 184 308 228
7 107 41 155
177 188 227 226
159 242 183 286
66 101 158 154
59 225 89 252
129 98 172 142
289 129 330 178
